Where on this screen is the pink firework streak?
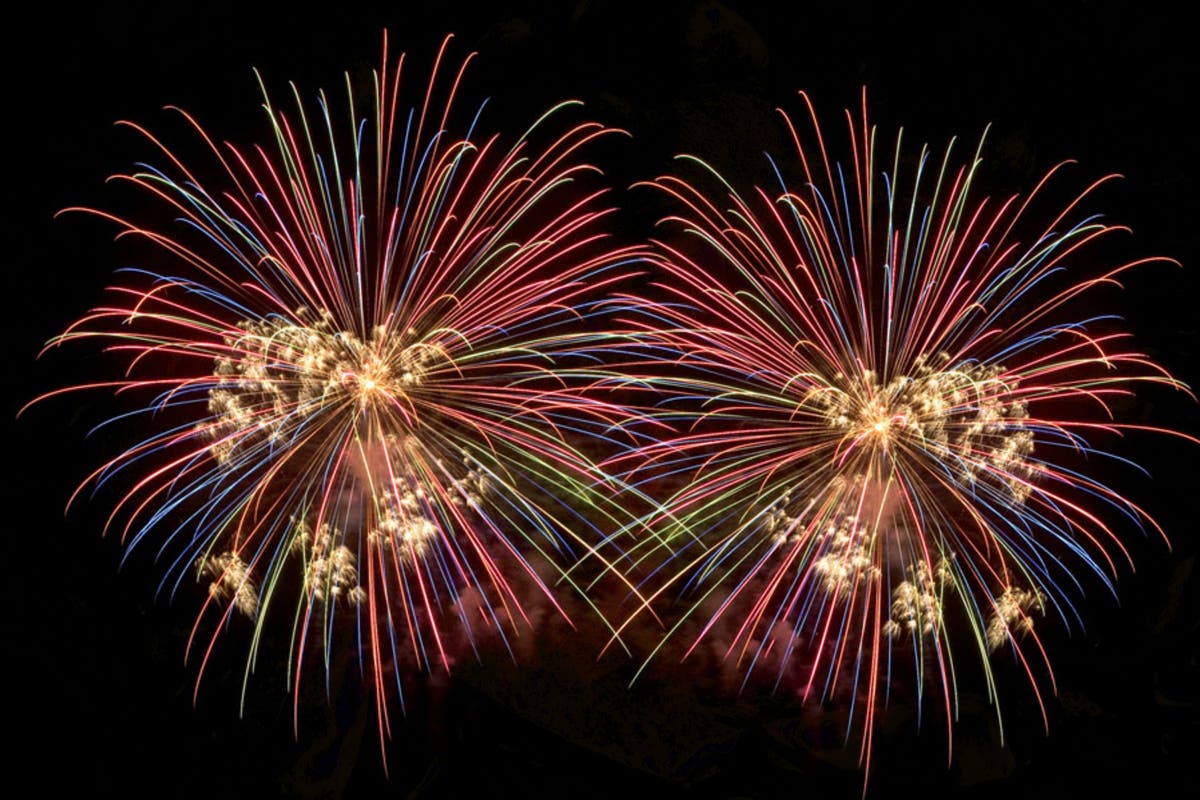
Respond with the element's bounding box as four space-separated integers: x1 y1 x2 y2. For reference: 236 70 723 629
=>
26 34 648 749
609 89 1196 783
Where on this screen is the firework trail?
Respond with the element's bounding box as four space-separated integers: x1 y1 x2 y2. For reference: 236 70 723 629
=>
27 33 645 740
611 89 1194 777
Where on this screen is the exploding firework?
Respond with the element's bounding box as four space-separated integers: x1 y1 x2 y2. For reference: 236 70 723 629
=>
613 90 1194 775
28 34 645 730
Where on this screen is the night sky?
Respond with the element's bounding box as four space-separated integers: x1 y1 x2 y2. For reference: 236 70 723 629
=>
9 2 1197 797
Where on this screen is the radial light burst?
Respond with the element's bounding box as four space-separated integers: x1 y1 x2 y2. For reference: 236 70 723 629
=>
29 34 645 737
614 90 1193 776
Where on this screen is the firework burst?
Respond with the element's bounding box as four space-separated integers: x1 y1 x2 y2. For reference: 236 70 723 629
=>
28 34 645 736
613 90 1194 776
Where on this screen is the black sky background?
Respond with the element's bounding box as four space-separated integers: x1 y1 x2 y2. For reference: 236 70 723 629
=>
8 2 1197 797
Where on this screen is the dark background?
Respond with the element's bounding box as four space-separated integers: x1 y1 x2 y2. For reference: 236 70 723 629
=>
7 1 1196 797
